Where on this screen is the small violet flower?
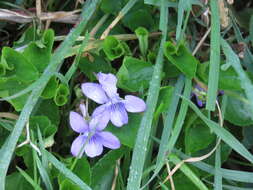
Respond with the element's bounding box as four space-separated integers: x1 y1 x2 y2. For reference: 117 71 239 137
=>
81 72 146 127
191 84 224 107
70 104 120 158
191 85 206 107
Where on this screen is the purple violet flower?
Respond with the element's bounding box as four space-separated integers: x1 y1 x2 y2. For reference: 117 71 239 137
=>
70 104 120 158
191 85 206 107
191 84 224 107
81 72 146 127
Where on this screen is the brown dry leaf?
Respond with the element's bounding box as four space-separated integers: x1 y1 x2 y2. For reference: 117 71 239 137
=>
219 0 230 28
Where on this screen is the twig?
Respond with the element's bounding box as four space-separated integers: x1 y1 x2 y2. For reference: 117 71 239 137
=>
17 122 41 156
90 14 109 38
0 8 80 24
192 27 211 56
166 162 175 190
100 13 123 39
111 159 120 190
36 0 42 18
160 100 224 186
55 32 161 42
0 112 19 120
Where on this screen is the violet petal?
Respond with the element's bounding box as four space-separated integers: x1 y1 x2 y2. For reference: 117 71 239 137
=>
84 136 103 157
196 98 203 107
123 95 146 113
69 111 89 133
81 83 108 104
92 104 108 116
89 109 110 131
97 72 118 98
110 103 128 127
98 131 120 149
79 103 86 117
71 135 86 157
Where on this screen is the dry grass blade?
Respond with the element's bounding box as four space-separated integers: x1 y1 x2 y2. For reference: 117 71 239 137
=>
0 8 80 24
162 100 224 186
166 162 175 190
0 112 19 120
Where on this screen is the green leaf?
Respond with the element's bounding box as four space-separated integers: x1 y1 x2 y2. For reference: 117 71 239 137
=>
182 96 253 163
35 99 60 126
41 76 58 99
46 151 92 190
15 146 34 170
106 114 142 148
154 85 174 120
23 29 54 72
58 157 91 190
197 62 242 91
100 0 126 14
30 116 57 147
163 60 181 78
221 38 253 118
219 66 241 90
60 180 82 190
0 30 54 110
0 78 30 111
16 167 43 190
122 8 155 31
250 15 253 46
185 119 215 154
55 84 70 96
0 123 11 146
6 172 33 190
117 56 153 92
164 41 198 78
79 54 115 81
225 95 253 126
102 36 125 60
54 84 69 106
54 94 68 106
91 147 127 189
242 126 253 149
13 26 39 48
135 27 149 57
1 47 39 82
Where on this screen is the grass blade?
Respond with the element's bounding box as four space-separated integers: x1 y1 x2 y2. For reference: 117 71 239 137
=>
214 95 227 190
126 1 168 189
230 14 253 71
0 1 101 189
46 151 91 190
156 76 185 167
169 154 209 190
35 154 53 190
176 149 253 183
206 0 221 110
65 32 90 82
182 96 253 163
142 77 191 189
214 145 222 190
167 77 192 151
16 166 43 190
221 38 253 116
